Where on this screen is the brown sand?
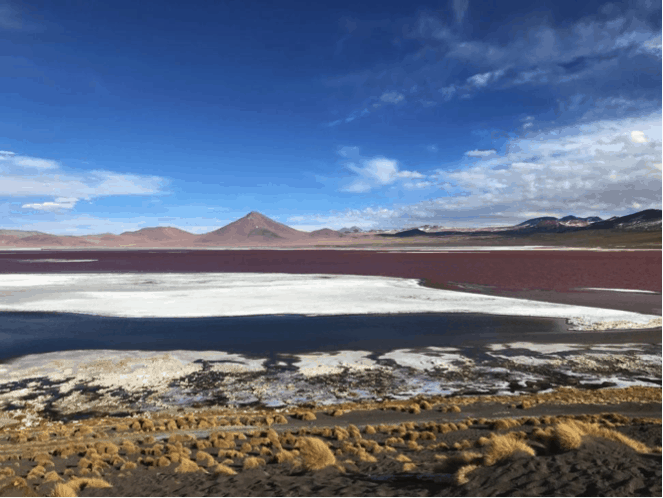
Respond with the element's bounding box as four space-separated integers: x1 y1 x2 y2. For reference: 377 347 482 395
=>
0 388 660 497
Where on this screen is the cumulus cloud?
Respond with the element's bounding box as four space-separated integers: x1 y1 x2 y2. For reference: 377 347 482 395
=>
339 148 427 193
380 91 405 104
630 130 648 143
0 151 167 211
465 149 497 157
317 113 661 228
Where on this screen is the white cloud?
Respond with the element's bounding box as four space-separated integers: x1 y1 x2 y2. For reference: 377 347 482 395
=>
380 91 405 104
0 150 15 156
22 197 79 212
338 149 427 193
465 149 497 157
467 69 505 88
13 156 59 169
323 112 662 228
0 152 167 211
630 130 648 143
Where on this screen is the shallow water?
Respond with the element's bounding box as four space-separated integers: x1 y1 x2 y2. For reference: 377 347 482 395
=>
0 312 568 361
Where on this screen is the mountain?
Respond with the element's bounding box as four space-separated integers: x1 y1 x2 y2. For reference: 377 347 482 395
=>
195 211 308 245
339 226 363 233
379 228 429 238
120 227 198 244
0 229 48 239
516 216 558 227
309 228 344 238
587 209 662 231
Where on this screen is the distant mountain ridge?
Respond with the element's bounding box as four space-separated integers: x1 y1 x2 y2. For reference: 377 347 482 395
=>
0 209 659 247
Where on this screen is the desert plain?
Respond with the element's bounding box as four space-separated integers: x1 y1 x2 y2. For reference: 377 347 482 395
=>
0 214 661 497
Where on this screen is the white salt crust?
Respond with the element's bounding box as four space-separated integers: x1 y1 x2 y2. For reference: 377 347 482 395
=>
0 273 659 331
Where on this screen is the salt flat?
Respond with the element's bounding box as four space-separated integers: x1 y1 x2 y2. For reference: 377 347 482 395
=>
0 272 659 330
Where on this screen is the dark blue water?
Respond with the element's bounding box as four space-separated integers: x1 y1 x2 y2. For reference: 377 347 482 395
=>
0 312 573 361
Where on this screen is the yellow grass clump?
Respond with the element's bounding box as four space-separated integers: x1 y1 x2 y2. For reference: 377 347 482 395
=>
295 437 337 471
119 462 137 471
174 458 203 473
435 452 483 473
212 464 237 476
27 465 46 480
0 467 15 478
357 450 377 463
455 464 479 485
45 482 78 497
364 425 376 435
492 418 522 431
242 457 266 470
550 420 659 454
300 411 317 421
43 471 63 483
394 454 411 463
196 451 216 467
482 434 536 466
402 462 417 472
348 425 362 439
155 456 171 467
273 450 297 464
67 477 112 491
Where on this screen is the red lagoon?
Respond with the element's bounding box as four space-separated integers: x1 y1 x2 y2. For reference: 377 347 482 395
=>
0 249 659 292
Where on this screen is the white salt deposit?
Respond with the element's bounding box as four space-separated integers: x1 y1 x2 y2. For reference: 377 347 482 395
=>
293 351 378 377
579 288 659 294
0 273 659 331
380 349 473 371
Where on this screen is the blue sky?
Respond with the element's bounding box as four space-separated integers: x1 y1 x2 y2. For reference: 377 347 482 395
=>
0 0 661 233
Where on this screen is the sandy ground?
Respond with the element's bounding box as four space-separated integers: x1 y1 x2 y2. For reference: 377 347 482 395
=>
0 388 660 497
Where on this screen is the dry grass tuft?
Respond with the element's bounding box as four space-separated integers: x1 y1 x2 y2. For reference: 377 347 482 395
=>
119 462 137 472
295 437 337 471
242 457 266 470
357 450 378 463
364 425 376 435
348 425 362 439
195 451 216 467
273 450 298 464
300 411 317 421
492 418 522 431
435 452 483 473
455 464 479 486
174 458 202 474
67 477 112 491
402 462 417 472
274 414 288 424
0 467 16 478
43 472 63 483
483 434 536 466
212 464 237 476
549 420 658 454
394 454 411 463
46 482 78 497
27 465 46 480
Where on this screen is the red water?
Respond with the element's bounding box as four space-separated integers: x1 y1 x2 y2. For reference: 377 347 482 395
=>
0 249 659 292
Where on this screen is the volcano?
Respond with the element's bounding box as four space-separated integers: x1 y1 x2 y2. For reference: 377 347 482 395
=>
195 211 308 245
